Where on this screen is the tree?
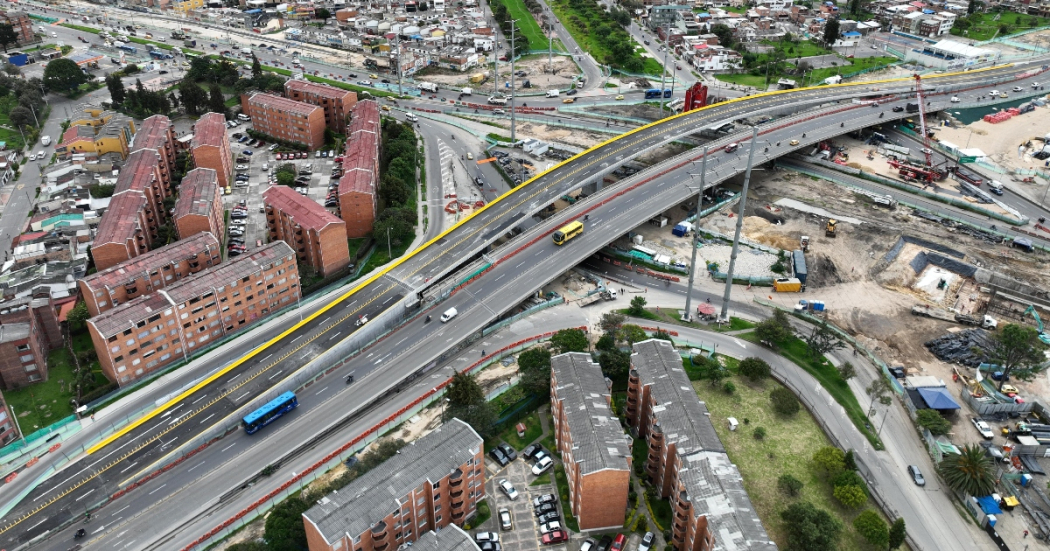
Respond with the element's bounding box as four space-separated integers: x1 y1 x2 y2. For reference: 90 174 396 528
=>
9 105 34 128
207 84 227 117
823 18 841 48
43 58 88 93
990 323 1046 390
916 409 952 435
67 301 90 333
600 312 625 334
853 510 889 547
739 357 771 382
517 346 552 395
264 495 311 551
551 328 588 354
226 543 269 551
445 370 485 409
967 0 980 15
755 309 792 347
777 474 803 497
753 426 766 439
844 449 857 471
595 333 616 352
2 63 20 76
315 7 332 22
251 53 262 80
837 361 856 381
276 171 296 187
598 349 631 385
105 74 126 104
770 387 800 416
888 518 907 550
168 92 179 110
652 329 674 344
780 502 842 551
710 23 734 49
833 484 866 509
620 324 648 346
707 360 727 388
628 295 647 316
805 320 844 358
847 0 862 16
179 81 207 116
812 446 846 474
938 445 995 496
0 24 18 53
443 370 496 435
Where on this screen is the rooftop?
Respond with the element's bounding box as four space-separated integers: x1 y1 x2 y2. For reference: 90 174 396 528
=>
132 115 171 152
88 241 295 336
113 149 159 196
263 185 344 232
303 419 483 545
60 125 95 147
631 339 723 455
191 112 228 150
175 169 220 220
247 92 322 116
0 322 30 344
93 192 146 247
678 450 777 550
551 352 631 475
79 232 221 294
285 79 355 100
413 526 480 550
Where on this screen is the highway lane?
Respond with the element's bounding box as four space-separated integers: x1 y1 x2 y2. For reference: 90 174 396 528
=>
3 58 1044 547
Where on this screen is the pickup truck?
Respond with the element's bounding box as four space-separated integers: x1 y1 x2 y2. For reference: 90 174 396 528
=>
972 418 995 439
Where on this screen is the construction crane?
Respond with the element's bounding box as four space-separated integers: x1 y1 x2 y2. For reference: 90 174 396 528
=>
1022 305 1050 345
913 74 935 170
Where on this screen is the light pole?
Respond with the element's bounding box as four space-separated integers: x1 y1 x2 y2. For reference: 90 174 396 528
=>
682 146 709 322
659 26 670 111
509 20 517 147
9 405 25 445
718 126 759 322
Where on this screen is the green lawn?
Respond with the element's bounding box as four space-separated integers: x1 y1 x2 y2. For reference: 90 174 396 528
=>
347 238 367 261
465 498 491 530
807 56 897 84
3 348 78 434
714 72 769 88
550 0 661 75
495 0 549 51
694 373 878 550
950 10 1050 41
498 411 542 450
738 331 881 449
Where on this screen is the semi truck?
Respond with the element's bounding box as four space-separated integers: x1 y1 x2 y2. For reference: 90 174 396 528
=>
906 102 920 113
911 304 998 328
150 50 173 60
488 95 507 105
418 82 438 93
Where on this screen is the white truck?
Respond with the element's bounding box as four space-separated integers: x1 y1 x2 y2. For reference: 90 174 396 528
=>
545 89 559 98
418 82 438 93
488 95 508 105
461 87 473 96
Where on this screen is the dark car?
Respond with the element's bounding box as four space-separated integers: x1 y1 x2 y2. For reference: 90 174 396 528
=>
532 493 556 507
497 443 517 461
522 444 542 460
566 88 578 96
892 106 905 112
535 503 556 516
381 79 390 83
489 447 509 467
596 535 614 551
159 70 168 74
537 512 560 524
348 73 358 78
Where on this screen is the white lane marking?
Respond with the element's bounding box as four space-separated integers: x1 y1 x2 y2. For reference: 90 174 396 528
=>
75 488 95 502
199 414 214 424
147 484 167 496
236 391 250 402
188 461 205 472
222 443 237 452
119 462 138 474
315 386 329 396
268 370 283 380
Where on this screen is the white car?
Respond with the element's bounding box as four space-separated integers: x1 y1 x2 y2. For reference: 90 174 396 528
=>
27 152 35 161
972 418 995 439
532 455 553 475
1012 86 1024 92
498 479 518 500
236 164 249 170
539 521 562 534
950 96 960 102
474 532 499 543
499 508 512 530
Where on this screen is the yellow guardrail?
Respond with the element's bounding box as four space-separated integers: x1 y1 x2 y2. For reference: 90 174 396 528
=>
84 62 1018 455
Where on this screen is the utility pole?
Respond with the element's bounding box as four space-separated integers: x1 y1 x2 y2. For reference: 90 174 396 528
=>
683 146 708 322
719 126 758 322
660 26 669 112
548 20 553 74
395 36 403 97
510 20 517 147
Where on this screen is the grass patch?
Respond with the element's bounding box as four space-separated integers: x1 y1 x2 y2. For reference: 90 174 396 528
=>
60 23 97 34
951 10 1050 41
264 65 398 97
467 498 492 530
495 0 548 51
552 464 580 532
644 490 673 532
3 348 78 433
540 430 556 454
738 331 881 449
759 39 831 59
714 72 770 89
499 411 542 450
347 238 366 261
694 372 878 550
807 56 897 84
530 473 550 486
486 132 511 143
550 0 661 75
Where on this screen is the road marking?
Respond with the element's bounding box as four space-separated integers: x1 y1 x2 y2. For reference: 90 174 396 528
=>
268 370 283 380
236 391 250 402
199 414 214 424
27 517 46 531
119 462 138 474
292 335 302 342
192 394 207 405
75 488 95 502
261 354 272 362
495 274 505 282
221 443 237 452
112 505 130 517
188 461 205 472
147 484 167 496
315 386 329 396
329 331 342 341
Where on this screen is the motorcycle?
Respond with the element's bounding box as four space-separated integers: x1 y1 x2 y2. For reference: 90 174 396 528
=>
879 112 884 118
425 315 432 323
346 374 355 385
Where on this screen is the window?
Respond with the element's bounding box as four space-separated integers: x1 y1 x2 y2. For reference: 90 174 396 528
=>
23 364 36 372
16 344 29 352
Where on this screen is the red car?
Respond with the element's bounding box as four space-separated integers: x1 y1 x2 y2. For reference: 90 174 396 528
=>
610 533 626 550
542 530 568 544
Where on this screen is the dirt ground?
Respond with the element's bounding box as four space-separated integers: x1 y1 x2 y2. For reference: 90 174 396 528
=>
417 55 579 91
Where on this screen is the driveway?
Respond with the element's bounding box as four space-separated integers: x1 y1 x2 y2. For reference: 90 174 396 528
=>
483 457 571 551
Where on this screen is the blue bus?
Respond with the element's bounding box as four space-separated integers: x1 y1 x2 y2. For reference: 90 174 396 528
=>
242 391 298 434
644 89 673 99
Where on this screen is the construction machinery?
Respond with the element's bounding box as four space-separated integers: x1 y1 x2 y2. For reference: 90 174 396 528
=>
825 219 837 237
887 75 947 183
800 235 810 252
1022 305 1050 345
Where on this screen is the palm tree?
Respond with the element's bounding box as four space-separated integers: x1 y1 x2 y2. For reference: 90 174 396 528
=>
938 445 995 496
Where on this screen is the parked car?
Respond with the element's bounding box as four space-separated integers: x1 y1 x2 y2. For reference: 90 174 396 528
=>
499 508 512 530
542 530 568 544
478 542 501 551
907 465 925 487
539 521 561 535
535 503 556 516
537 512 560 525
531 493 556 507
580 538 596 551
532 455 553 475
971 417 994 439
497 443 517 461
892 106 905 112
498 479 518 500
596 535 613 551
474 532 499 544
610 533 627 551
243 149 253 155
522 444 542 460
236 164 249 170
489 448 509 467
639 532 655 551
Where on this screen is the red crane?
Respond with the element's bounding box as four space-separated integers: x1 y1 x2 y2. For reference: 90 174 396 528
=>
913 73 934 169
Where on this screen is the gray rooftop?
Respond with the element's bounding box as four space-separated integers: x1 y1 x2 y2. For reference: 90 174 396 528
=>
413 525 480 550
678 451 777 551
303 419 483 546
0 322 30 344
551 352 630 476
631 339 723 454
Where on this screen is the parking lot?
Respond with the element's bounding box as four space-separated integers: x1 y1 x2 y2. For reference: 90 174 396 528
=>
481 450 573 551
222 120 342 259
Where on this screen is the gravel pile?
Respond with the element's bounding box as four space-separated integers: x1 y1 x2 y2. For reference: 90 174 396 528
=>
697 244 779 278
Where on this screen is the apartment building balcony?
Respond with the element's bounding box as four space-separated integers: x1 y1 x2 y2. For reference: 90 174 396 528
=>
124 285 137 294
676 491 690 511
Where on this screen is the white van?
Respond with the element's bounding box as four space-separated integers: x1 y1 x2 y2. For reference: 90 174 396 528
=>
41 135 51 146
237 113 251 121
405 113 418 123
545 89 559 98
988 180 1004 195
440 307 458 323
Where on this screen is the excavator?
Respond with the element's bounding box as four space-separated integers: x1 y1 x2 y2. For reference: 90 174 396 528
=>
1022 305 1050 345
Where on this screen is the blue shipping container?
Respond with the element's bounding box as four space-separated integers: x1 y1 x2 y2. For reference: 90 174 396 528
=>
792 249 807 284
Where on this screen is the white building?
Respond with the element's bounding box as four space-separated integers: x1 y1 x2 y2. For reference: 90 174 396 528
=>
904 39 996 69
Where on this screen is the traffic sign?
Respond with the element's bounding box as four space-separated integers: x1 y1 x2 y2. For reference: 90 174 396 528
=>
959 156 977 164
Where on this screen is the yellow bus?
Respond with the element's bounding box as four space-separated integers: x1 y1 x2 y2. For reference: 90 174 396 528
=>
553 221 584 245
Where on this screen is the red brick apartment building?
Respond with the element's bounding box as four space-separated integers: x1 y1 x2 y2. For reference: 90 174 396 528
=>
550 352 631 531
87 241 298 385
91 149 167 271
626 339 777 551
262 185 349 277
0 392 17 446
0 11 36 46
302 419 485 551
241 92 325 150
284 79 358 134
337 100 380 238
0 295 61 390
191 112 234 188
404 525 480 550
77 232 222 317
134 115 176 190
175 169 225 241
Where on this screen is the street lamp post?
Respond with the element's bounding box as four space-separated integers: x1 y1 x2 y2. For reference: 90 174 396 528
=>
682 146 709 322
718 126 759 322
